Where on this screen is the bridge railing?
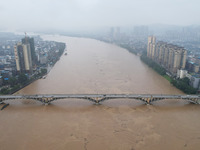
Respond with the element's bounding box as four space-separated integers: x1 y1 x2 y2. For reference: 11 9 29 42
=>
0 94 200 105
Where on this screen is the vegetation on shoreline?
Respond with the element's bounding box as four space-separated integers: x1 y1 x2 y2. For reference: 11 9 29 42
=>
171 77 197 94
140 53 197 94
118 44 137 55
48 42 66 66
163 75 172 82
0 70 47 95
140 54 166 76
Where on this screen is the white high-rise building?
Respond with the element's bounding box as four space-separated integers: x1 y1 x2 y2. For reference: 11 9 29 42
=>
147 36 156 59
14 42 32 73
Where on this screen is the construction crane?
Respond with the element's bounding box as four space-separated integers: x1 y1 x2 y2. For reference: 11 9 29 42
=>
24 32 28 44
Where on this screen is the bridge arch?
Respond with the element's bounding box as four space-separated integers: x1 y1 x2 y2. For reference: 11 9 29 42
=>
0 94 199 105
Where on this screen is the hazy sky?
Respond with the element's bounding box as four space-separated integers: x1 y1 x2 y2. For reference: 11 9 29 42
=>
0 0 200 31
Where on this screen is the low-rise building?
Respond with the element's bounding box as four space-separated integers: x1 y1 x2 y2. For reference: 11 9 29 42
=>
190 75 200 89
177 69 188 79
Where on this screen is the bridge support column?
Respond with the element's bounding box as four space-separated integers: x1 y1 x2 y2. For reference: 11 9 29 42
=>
197 99 200 104
145 102 152 105
94 100 100 105
0 99 5 105
145 98 151 105
41 98 50 105
42 100 50 105
44 103 49 106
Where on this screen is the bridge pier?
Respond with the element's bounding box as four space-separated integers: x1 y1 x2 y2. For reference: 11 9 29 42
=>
145 101 152 105
94 100 100 105
144 98 152 105
0 98 4 104
194 98 200 104
195 99 200 104
40 98 51 105
198 99 200 104
44 102 49 106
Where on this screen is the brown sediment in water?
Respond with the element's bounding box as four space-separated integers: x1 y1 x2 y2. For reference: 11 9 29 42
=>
0 35 200 150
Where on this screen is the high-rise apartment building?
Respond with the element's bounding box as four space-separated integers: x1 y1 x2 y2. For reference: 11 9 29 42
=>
109 27 121 41
22 37 37 65
147 36 156 59
147 36 187 75
14 42 32 73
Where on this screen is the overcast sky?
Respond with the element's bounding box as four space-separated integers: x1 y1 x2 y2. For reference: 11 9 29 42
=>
0 0 200 31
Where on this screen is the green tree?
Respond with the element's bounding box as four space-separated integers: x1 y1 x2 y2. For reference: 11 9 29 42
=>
18 74 28 85
9 77 18 87
41 68 47 75
0 87 10 94
140 55 166 76
170 77 197 94
181 77 190 85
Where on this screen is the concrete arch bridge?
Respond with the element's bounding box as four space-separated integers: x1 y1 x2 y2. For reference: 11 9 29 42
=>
0 94 200 105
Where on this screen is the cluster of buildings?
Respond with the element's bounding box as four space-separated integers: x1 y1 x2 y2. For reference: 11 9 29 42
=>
35 40 62 66
14 36 65 74
99 26 147 55
0 33 66 87
96 26 200 91
187 57 200 73
147 36 200 90
147 36 187 75
0 36 20 85
109 27 121 41
161 26 200 43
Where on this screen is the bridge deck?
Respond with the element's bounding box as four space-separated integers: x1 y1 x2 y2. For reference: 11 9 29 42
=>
0 94 200 105
0 94 200 98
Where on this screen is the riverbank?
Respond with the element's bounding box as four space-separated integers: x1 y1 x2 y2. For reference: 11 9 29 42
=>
1 35 199 150
140 54 197 94
0 39 66 95
95 38 198 94
0 72 47 95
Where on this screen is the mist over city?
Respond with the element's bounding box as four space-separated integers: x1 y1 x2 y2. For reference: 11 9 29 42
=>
0 1 200 150
0 0 200 32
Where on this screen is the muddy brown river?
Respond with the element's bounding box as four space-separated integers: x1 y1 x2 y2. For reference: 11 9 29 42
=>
0 35 200 150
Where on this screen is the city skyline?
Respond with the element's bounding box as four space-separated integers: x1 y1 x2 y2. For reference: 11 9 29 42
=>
0 0 200 32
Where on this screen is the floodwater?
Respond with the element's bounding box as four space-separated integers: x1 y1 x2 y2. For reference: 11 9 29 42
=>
0 35 200 150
